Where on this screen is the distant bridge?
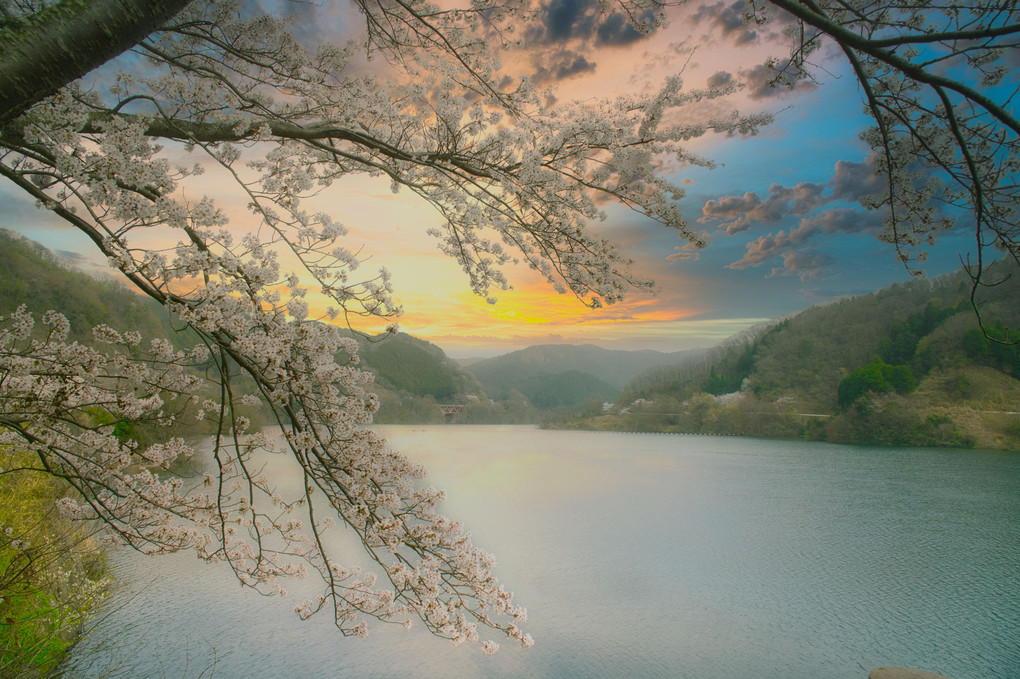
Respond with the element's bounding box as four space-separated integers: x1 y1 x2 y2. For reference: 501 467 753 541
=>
438 404 465 415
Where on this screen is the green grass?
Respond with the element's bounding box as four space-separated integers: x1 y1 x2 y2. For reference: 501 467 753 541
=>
0 450 110 679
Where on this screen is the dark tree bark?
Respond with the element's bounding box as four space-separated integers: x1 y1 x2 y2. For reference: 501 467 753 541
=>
0 0 194 124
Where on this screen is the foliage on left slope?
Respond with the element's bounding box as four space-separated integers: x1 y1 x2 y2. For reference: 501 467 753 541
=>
0 230 183 348
0 448 109 679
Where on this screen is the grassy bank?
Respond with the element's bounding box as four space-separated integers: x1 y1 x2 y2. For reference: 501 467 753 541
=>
0 449 110 679
552 366 1020 451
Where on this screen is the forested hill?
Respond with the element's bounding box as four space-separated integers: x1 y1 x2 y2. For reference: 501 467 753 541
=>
465 344 697 395
562 262 1020 451
0 229 187 346
0 231 482 422
311 335 695 423
8 231 1016 442
0 232 619 423
345 331 502 423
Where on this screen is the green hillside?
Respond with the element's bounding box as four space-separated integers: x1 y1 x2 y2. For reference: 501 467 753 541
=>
349 332 515 423
564 263 1020 451
0 230 186 346
465 343 696 398
0 231 281 442
358 332 465 400
0 232 532 424
516 370 618 409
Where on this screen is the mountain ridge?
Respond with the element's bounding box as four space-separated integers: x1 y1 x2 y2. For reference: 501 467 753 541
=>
465 343 700 396
7 230 1013 445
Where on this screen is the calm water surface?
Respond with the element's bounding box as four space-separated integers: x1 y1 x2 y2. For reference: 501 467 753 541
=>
68 427 1020 679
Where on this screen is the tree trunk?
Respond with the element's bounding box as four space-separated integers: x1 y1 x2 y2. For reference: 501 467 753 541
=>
0 0 194 124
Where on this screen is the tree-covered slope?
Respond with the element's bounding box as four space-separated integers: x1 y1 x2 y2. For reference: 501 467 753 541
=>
572 263 1020 450
515 370 618 409
356 332 470 400
0 233 520 424
0 229 181 345
348 332 506 423
465 344 696 397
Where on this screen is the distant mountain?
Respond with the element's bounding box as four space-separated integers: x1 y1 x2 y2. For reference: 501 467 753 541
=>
465 344 697 399
515 370 618 409
345 332 505 423
452 355 490 369
565 262 1020 451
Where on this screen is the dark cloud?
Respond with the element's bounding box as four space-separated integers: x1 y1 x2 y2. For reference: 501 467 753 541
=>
740 62 816 100
729 222 814 269
802 207 884 236
768 250 836 281
728 207 884 275
829 158 885 202
690 0 758 45
703 157 892 278
595 12 649 46
699 191 768 235
541 0 597 43
531 51 598 86
698 182 827 234
516 0 660 85
699 157 887 237
706 70 733 89
706 150 963 280
779 182 829 215
526 0 658 48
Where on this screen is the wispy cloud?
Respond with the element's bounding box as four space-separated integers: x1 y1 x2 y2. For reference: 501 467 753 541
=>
666 239 705 262
525 0 658 47
695 155 894 278
690 0 761 45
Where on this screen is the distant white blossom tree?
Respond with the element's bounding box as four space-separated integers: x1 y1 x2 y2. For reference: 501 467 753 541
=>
0 0 765 650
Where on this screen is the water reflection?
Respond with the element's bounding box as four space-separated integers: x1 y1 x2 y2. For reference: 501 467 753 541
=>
67 427 1020 679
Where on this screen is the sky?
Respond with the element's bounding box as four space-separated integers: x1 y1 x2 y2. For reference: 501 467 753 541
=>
0 0 983 358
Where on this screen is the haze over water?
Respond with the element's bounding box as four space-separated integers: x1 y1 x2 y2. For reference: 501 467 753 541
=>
69 427 1020 679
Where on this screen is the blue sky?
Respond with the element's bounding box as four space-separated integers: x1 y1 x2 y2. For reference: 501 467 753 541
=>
0 0 984 358
370 0 977 357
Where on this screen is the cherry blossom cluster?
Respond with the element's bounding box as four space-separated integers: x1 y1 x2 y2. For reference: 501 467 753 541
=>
0 0 775 651
0 304 211 552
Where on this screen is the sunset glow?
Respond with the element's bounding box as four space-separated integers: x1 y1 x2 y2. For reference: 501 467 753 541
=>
0 0 980 359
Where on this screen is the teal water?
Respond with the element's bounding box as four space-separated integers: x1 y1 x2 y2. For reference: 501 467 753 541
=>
67 427 1020 679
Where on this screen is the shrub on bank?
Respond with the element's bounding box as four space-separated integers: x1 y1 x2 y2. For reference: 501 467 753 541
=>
0 450 109 679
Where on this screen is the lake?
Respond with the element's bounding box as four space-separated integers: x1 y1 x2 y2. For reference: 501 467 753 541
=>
66 426 1020 679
